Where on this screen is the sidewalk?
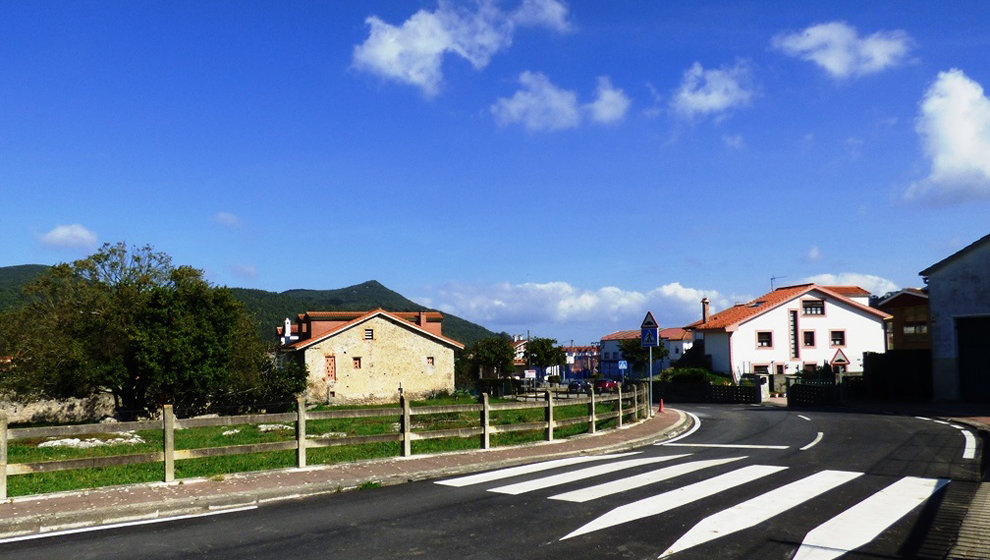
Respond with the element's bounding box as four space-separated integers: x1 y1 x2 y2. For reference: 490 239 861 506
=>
0 407 690 539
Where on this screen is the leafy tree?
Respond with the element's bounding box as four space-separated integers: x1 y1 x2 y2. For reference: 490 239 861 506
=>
618 337 670 377
0 243 305 418
525 337 566 370
466 335 515 379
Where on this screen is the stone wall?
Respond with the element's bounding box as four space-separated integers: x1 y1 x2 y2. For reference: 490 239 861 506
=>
0 393 115 425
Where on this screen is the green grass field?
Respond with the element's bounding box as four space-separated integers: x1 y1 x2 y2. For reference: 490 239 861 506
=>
6 395 641 497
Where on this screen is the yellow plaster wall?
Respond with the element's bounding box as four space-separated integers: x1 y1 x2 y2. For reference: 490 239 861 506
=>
302 315 456 404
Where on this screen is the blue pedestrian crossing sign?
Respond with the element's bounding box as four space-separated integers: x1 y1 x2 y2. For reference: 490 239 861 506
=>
641 311 659 347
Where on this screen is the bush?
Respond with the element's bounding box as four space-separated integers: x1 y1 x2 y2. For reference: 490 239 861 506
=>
547 375 561 384
661 368 733 385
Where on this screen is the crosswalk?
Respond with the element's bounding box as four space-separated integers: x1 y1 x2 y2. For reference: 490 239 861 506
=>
436 452 949 559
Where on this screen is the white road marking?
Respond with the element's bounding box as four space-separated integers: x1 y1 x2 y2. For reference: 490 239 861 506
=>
913 416 977 460
959 427 977 460
658 470 862 558
435 452 640 487
549 456 744 503
792 476 949 560
560 464 787 540
488 456 680 495
656 411 701 445
664 443 789 450
798 415 812 422
0 506 258 545
800 432 824 451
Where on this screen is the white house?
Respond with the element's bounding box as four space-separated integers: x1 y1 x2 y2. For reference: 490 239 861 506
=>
920 233 990 401
687 284 890 385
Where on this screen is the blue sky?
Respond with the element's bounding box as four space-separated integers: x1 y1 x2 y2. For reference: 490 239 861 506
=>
2 1 989 345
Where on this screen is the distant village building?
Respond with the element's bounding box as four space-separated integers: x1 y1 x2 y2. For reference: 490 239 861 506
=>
920 233 990 401
599 328 692 379
875 289 931 351
277 310 463 404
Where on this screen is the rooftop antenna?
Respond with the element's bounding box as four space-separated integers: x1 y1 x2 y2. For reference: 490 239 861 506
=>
771 275 787 290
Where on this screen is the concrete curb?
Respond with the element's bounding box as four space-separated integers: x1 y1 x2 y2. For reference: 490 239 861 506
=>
0 409 693 539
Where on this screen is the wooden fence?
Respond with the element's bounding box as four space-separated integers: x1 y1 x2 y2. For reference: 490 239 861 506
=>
0 384 649 499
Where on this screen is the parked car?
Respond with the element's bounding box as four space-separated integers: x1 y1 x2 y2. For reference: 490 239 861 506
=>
567 380 591 393
594 379 620 393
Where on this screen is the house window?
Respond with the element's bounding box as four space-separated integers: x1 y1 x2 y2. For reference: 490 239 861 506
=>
904 322 928 335
753 365 770 374
324 354 336 382
757 331 773 348
830 331 846 346
803 300 825 315
803 331 816 347
364 328 374 340
427 356 434 366
353 357 362 369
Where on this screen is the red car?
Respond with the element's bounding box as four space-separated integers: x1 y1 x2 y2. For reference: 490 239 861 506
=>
593 379 619 393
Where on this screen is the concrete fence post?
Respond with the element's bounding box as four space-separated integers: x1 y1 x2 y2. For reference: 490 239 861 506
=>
632 384 639 421
400 395 412 457
296 397 307 468
480 393 490 450
0 413 7 500
163 405 175 483
544 390 554 442
588 390 596 434
617 385 623 428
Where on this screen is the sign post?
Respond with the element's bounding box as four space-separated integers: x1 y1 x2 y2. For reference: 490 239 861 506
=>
640 311 659 417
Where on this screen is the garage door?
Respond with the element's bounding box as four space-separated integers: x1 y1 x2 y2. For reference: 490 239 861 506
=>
957 317 990 402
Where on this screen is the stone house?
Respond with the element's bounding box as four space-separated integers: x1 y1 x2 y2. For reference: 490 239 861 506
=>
277 310 464 404
920 233 990 401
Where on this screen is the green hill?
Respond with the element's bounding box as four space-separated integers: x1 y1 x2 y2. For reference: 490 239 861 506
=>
0 266 493 346
230 280 494 346
0 265 48 310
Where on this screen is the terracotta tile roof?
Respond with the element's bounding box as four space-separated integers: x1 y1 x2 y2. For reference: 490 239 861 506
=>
601 328 692 341
601 330 640 341
824 286 871 297
688 284 890 331
286 309 463 351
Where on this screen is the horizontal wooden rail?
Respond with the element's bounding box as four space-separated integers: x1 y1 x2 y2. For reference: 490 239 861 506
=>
7 451 165 475
10 420 161 441
307 407 399 420
173 441 298 461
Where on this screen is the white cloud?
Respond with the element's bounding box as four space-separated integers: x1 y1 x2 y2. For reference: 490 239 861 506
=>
802 273 898 296
417 280 736 342
772 22 912 79
585 76 631 124
39 224 98 250
722 134 745 149
229 263 257 279
493 73 631 131
491 71 581 131
671 60 755 119
511 0 572 33
213 211 242 228
907 69 990 203
805 246 822 262
352 0 571 96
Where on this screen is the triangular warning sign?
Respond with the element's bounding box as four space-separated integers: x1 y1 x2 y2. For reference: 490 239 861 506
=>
640 311 659 330
831 348 849 365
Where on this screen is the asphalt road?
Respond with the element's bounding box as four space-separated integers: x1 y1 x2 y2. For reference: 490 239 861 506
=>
1 404 981 560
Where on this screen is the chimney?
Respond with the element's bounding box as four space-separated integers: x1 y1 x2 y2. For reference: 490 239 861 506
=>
701 298 710 324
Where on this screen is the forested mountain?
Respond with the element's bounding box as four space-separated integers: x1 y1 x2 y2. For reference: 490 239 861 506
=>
0 265 48 310
230 280 494 346
0 266 493 346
